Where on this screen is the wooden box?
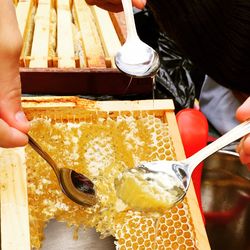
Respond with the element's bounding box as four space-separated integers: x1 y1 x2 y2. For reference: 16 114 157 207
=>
0 97 210 249
14 0 152 95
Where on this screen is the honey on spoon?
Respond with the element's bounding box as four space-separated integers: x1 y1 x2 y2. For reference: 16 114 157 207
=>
115 120 250 212
28 134 97 206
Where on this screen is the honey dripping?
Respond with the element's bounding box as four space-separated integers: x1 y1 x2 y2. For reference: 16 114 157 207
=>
123 77 134 94
152 76 156 108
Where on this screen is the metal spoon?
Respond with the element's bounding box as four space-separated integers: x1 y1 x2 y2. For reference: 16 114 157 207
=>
115 0 160 78
116 120 250 211
28 134 97 206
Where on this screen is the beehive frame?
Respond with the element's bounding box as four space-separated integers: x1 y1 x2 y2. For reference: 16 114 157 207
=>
13 0 152 95
0 97 210 249
15 0 123 68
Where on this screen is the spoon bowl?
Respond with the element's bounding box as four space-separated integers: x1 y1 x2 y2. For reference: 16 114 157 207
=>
59 168 96 206
115 39 160 78
115 120 250 212
115 0 160 78
28 134 97 206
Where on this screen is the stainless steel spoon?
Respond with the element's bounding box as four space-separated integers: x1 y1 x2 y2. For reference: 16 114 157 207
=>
28 134 97 206
115 0 160 78
116 120 250 211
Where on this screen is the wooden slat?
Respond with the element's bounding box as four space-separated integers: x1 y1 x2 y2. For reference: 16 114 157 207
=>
95 99 174 111
164 112 211 250
0 148 30 250
91 6 121 68
57 0 75 68
15 0 33 65
29 0 51 68
22 97 175 121
22 96 174 110
109 12 126 44
15 0 32 37
73 0 106 68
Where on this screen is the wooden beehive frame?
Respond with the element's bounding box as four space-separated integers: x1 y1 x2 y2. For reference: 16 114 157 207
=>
15 0 123 68
0 97 210 250
14 0 152 96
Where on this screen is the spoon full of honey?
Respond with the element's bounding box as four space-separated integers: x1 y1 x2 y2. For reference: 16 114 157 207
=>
115 120 250 212
28 134 97 206
115 0 160 78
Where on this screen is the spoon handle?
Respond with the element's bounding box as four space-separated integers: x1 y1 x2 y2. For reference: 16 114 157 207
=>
121 0 139 41
28 134 60 179
187 120 250 173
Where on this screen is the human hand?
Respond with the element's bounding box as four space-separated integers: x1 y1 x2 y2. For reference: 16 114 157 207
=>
236 97 250 170
0 1 30 148
85 0 147 12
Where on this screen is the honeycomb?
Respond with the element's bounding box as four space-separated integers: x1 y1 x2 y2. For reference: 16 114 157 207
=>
48 8 57 58
26 112 198 249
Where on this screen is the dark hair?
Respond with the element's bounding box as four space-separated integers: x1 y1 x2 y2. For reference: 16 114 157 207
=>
148 0 250 93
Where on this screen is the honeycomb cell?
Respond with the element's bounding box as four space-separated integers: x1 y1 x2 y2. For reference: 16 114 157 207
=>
171 242 179 249
164 239 171 247
167 220 173 226
181 216 188 223
179 209 186 216
132 242 138 249
170 234 177 241
131 235 137 242
137 237 144 245
186 239 194 246
174 221 182 228
182 224 190 231
145 240 151 247
176 229 184 236
125 240 132 247
184 232 191 238
179 245 187 250
159 154 166 160
141 224 147 231
178 236 185 244
173 214 180 221
160 224 167 231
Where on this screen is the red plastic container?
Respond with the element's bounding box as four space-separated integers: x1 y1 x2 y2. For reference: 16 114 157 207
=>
176 108 208 222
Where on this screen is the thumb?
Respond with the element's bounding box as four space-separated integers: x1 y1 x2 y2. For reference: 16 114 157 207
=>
236 97 250 122
0 74 30 134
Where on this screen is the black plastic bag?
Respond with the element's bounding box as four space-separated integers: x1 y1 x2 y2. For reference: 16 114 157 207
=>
155 32 196 111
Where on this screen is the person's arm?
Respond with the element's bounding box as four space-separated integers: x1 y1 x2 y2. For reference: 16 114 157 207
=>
85 0 146 12
0 0 29 148
236 97 250 170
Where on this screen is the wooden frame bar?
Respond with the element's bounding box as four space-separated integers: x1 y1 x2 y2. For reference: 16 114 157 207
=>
164 112 211 250
0 148 30 250
92 6 121 68
16 0 32 37
29 0 51 68
72 0 106 68
15 0 34 66
57 0 75 68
